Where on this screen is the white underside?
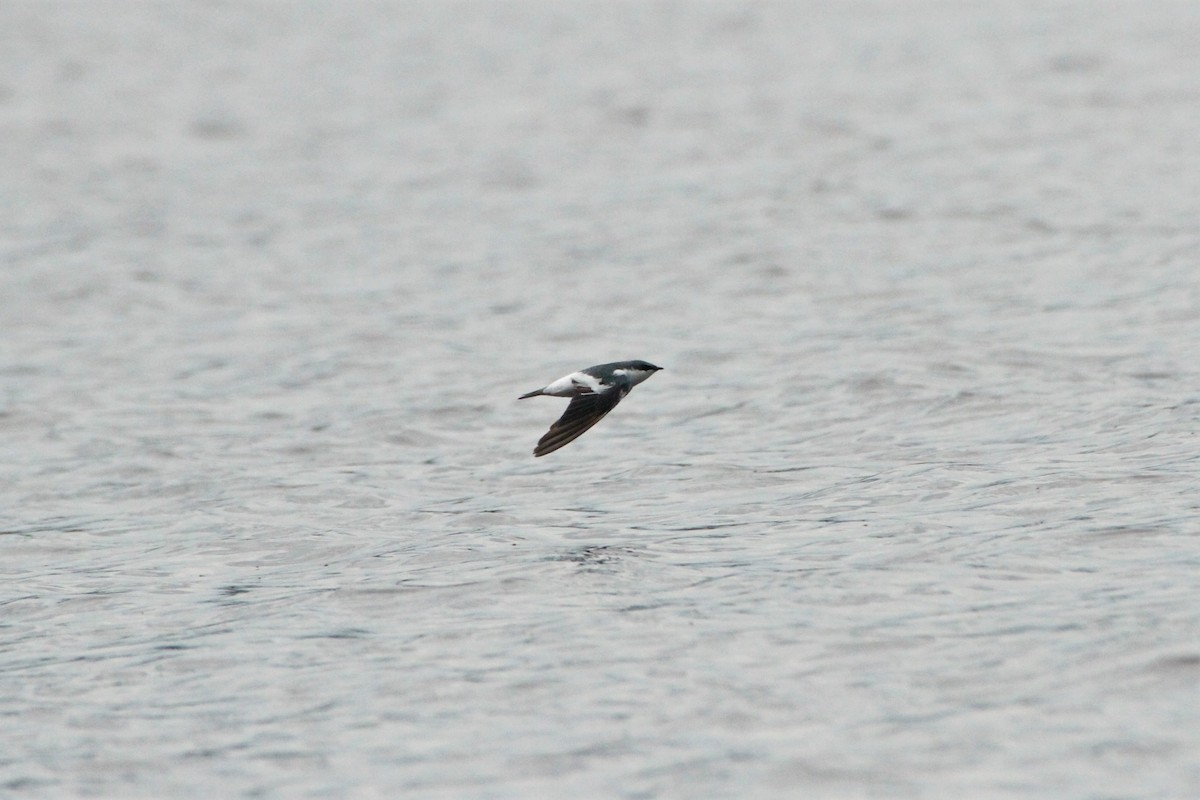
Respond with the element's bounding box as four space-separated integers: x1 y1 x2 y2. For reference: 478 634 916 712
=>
542 371 603 396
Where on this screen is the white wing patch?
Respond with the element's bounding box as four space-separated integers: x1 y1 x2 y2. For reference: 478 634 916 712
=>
573 373 605 394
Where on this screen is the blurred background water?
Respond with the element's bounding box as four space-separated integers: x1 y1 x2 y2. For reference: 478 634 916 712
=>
2 2 1199 797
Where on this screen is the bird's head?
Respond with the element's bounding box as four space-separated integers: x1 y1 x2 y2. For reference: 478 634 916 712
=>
628 360 663 373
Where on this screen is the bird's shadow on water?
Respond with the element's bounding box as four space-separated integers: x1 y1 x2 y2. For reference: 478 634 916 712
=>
546 544 645 573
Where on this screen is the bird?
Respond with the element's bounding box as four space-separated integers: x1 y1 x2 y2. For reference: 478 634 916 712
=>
519 360 663 456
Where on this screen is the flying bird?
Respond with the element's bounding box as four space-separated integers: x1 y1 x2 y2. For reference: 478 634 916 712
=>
519 360 663 456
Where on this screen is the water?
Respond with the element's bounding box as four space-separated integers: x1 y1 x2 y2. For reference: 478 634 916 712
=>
3 2 1199 797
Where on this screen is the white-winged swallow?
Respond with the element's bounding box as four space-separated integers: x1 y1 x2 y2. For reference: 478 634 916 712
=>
519 360 663 456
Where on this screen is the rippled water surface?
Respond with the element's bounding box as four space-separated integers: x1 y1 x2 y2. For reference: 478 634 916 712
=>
3 2 1199 797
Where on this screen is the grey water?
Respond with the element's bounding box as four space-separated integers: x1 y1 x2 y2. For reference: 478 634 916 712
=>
2 2 1199 797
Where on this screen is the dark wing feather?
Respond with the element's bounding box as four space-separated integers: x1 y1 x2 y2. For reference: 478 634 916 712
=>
533 389 626 457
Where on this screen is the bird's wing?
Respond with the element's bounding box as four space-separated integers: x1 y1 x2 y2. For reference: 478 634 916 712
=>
533 388 627 457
